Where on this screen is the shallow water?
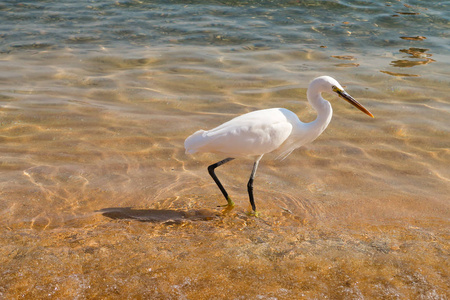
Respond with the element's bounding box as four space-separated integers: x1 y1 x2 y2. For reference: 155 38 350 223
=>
0 0 449 298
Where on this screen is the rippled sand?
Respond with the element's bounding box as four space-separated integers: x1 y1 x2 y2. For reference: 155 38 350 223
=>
2 209 448 298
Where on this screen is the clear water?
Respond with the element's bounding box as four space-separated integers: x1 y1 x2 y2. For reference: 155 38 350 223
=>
0 0 449 298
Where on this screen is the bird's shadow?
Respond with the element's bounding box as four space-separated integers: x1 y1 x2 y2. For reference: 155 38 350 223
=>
97 207 218 224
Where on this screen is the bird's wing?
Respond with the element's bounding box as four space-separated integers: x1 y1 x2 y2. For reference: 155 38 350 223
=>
194 109 294 157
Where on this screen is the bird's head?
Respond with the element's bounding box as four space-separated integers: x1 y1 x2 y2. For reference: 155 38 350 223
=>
310 76 374 118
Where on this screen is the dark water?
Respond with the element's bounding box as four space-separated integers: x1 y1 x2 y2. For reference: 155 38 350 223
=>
0 0 449 298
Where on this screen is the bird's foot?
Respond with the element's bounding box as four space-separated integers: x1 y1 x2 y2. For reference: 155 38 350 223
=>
217 196 235 208
246 210 260 218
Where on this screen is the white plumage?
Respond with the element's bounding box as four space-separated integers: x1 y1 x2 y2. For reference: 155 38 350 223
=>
185 76 373 214
185 108 294 157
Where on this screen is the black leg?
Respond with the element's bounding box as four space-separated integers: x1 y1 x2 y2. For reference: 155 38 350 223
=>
207 158 235 207
247 156 262 212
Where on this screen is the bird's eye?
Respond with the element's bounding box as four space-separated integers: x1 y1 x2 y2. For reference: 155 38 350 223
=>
332 86 340 93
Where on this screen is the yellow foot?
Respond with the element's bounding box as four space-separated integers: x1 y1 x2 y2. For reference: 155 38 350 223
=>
246 210 260 217
218 196 234 208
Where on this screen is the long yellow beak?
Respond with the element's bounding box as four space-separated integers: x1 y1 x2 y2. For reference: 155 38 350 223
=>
336 89 374 118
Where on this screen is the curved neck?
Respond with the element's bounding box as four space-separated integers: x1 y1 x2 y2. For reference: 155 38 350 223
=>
306 90 333 137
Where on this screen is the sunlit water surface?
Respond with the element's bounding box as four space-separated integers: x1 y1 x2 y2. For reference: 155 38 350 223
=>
0 0 449 298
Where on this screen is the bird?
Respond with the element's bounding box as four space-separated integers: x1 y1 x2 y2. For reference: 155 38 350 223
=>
184 76 373 215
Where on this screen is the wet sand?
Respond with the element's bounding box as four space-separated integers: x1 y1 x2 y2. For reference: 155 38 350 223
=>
1 206 448 298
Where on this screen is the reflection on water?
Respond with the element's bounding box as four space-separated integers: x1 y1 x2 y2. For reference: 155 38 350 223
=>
390 48 435 68
0 0 449 298
380 70 420 77
400 36 427 41
331 55 356 61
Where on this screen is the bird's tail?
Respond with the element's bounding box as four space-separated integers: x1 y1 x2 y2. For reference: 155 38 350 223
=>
184 130 207 154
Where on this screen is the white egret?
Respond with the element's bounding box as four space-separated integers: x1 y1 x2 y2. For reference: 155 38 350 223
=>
185 76 373 214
